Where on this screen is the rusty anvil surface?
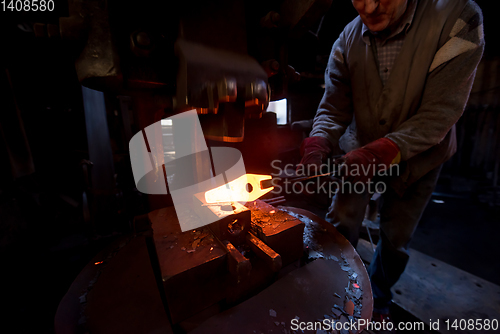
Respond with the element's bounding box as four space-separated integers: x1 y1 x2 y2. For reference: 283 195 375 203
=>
190 207 373 334
149 199 305 324
55 205 372 334
246 200 304 267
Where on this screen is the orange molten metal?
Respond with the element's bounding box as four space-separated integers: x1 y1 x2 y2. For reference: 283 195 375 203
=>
204 174 273 203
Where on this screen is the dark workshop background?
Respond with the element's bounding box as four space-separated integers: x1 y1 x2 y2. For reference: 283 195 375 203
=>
0 1 499 333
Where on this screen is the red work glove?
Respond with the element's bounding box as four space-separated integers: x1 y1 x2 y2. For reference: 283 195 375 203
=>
336 137 401 184
297 136 332 176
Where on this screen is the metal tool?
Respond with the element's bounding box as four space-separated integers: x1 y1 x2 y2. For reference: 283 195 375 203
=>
365 225 376 252
259 170 338 190
284 170 337 183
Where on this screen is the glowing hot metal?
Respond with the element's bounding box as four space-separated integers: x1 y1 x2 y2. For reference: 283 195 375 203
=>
204 174 273 203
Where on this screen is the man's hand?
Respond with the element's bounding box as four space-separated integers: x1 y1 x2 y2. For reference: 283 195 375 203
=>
297 136 332 176
336 137 401 184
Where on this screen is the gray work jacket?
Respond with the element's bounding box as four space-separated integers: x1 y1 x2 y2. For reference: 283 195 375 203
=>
310 0 484 194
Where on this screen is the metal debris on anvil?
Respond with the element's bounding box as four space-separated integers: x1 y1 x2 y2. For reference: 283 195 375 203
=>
347 279 363 296
340 265 350 272
332 304 349 317
277 209 365 324
193 232 209 240
336 252 364 316
339 315 350 334
279 209 329 259
331 307 342 318
334 293 341 298
307 250 324 259
340 253 347 261
249 206 293 233
352 288 362 300
344 284 360 301
339 253 348 265
269 309 277 317
344 300 354 316
192 239 200 249
343 280 363 319
173 227 216 253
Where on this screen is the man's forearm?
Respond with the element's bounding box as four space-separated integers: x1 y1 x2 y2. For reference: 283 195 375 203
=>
309 35 354 152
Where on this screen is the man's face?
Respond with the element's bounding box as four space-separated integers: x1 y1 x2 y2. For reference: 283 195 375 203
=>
351 0 408 32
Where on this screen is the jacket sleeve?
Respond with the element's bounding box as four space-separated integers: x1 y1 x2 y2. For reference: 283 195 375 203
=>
385 0 485 161
309 29 353 154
